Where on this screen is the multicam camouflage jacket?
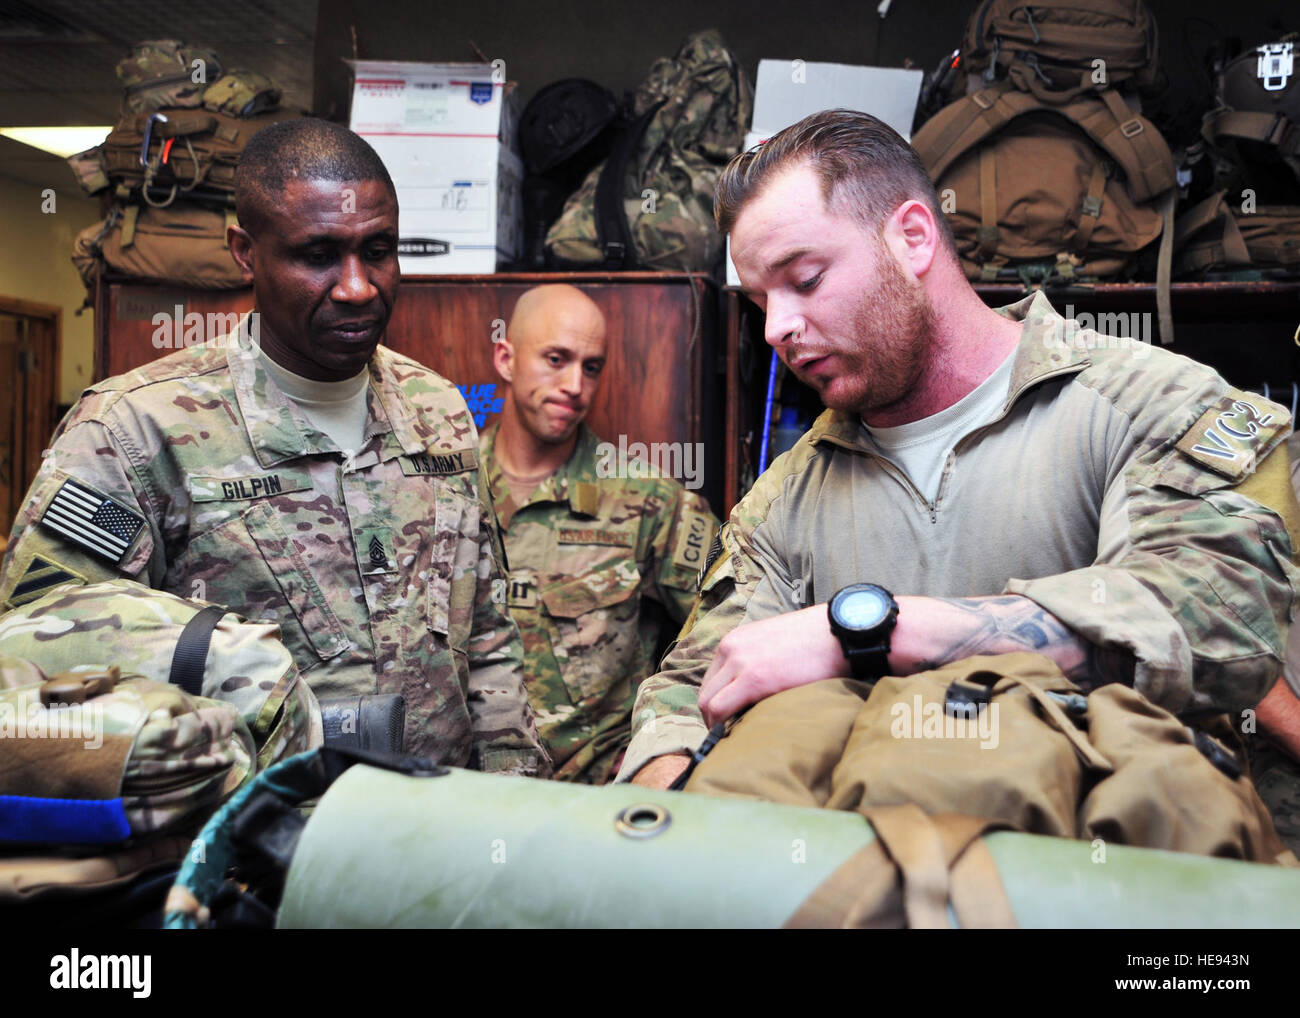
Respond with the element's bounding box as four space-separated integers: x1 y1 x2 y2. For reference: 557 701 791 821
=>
617 292 1300 780
0 335 548 775
481 422 717 783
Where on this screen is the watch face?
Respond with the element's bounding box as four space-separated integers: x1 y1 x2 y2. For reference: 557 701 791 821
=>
837 587 891 630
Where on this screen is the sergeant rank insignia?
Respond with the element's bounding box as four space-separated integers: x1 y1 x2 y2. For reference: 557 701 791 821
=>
39 479 146 566
4 555 86 609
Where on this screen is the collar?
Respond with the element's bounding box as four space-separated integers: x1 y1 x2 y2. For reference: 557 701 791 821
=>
810 291 1089 454
482 421 603 518
225 324 428 467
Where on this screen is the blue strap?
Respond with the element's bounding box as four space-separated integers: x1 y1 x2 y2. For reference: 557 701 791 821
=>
0 794 131 844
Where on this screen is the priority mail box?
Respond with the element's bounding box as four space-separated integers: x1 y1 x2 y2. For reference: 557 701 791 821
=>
725 60 924 286
349 60 522 274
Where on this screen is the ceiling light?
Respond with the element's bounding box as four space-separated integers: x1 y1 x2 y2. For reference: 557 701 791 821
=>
0 126 112 158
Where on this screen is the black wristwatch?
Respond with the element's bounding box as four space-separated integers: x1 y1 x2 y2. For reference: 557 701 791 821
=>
828 583 899 681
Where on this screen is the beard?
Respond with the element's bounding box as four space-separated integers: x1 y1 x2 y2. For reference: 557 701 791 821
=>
810 248 937 417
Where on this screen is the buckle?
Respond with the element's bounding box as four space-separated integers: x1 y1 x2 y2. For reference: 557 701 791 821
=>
944 671 999 717
1120 118 1144 139
39 666 121 706
1189 728 1242 782
1266 114 1298 153
1081 194 1103 218
1257 41 1294 92
972 90 996 111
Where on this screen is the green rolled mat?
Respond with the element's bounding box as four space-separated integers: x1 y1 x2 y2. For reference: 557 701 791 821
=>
275 764 1300 928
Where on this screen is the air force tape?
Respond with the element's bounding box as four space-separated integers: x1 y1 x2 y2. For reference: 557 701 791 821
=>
39 479 146 566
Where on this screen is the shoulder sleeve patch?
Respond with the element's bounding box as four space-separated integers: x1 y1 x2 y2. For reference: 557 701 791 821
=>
4 555 87 609
39 478 146 566
1174 390 1287 481
671 507 715 575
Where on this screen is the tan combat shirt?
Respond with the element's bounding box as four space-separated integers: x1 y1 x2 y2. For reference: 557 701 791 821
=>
481 422 717 782
619 292 1300 780
0 335 547 775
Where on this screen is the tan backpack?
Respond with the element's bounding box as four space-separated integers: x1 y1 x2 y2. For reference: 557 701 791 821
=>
960 0 1161 103
912 81 1178 337
72 202 246 295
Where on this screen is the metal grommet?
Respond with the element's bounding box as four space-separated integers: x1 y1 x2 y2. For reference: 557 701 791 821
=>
614 803 672 840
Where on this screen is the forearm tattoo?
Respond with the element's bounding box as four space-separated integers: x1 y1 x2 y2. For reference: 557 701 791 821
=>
914 595 1136 689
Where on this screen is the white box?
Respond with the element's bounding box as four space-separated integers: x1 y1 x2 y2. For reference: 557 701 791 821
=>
725 60 924 287
348 60 522 275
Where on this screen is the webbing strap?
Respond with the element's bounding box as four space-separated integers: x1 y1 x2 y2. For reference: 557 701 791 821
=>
912 83 1025 180
861 804 950 929
1155 189 1176 345
1073 159 1107 253
782 806 1018 929
977 145 1000 260
1073 93 1175 202
1203 109 1299 155
120 205 139 248
168 605 226 698
989 673 1113 772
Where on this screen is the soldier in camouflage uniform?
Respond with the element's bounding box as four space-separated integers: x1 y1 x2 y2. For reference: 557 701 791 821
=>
482 284 717 782
1243 430 1300 856
621 110 1300 788
0 120 547 775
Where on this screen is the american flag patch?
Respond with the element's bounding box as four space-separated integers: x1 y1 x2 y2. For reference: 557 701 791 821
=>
39 479 146 566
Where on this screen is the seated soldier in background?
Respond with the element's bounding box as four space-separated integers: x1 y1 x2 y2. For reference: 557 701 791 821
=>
481 283 718 782
0 119 547 776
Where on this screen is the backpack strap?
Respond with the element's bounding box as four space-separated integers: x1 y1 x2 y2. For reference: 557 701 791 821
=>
168 605 226 697
913 83 1038 181
916 84 1175 205
593 100 664 269
1072 159 1108 254
977 145 1000 261
1073 89 1176 202
1202 109 1300 158
1154 188 1176 345
783 804 1017 929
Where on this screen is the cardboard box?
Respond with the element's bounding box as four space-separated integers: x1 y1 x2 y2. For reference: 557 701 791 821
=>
348 60 522 275
725 60 924 287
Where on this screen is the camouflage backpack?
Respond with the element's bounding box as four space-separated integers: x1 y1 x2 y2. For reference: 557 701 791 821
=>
0 579 321 772
116 39 223 114
115 39 281 118
545 29 753 271
0 656 255 850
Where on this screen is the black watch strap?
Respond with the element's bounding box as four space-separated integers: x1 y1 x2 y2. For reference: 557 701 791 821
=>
844 643 891 681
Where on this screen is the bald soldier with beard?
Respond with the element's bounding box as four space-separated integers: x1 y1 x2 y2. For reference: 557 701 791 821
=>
619 109 1300 791
480 284 718 783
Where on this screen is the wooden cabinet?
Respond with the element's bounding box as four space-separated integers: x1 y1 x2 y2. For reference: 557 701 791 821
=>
95 272 728 515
